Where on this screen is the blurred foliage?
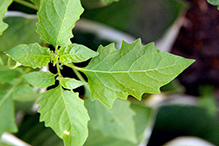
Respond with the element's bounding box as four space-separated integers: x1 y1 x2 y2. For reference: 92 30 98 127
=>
147 105 219 146
199 86 218 116
82 0 188 43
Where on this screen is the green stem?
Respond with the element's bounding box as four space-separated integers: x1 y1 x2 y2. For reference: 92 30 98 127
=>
13 0 38 10
56 63 62 77
65 63 90 90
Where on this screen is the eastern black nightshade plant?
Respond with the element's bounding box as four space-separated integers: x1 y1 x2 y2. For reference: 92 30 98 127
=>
0 0 194 145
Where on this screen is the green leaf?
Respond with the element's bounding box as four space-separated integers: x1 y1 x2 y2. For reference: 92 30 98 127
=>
0 16 43 52
199 86 218 116
0 90 17 137
84 103 152 146
37 85 90 146
85 99 137 143
0 57 3 65
81 39 195 107
0 0 13 35
12 84 41 102
23 71 56 89
207 0 219 9
58 77 84 89
6 43 51 68
36 0 84 47
58 44 99 64
0 66 20 83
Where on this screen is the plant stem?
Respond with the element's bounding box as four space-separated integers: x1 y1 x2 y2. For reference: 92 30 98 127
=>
56 63 62 77
72 67 90 99
13 0 38 10
65 63 89 90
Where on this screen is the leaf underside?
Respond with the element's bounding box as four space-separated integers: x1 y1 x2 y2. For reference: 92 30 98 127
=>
6 43 51 68
82 39 195 107
0 0 13 35
36 0 84 47
37 85 90 146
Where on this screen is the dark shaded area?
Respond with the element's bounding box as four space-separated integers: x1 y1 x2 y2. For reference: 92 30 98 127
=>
8 1 37 14
147 105 219 146
171 0 219 97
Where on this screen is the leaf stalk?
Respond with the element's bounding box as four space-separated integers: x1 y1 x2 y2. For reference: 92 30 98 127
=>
13 0 38 10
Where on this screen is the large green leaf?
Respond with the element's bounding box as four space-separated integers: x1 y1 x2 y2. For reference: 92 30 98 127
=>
0 16 43 52
85 99 137 143
0 66 20 84
81 39 195 107
0 0 13 35
23 71 56 89
207 0 219 9
36 0 84 47
37 85 90 146
6 43 51 68
58 44 99 64
0 90 17 137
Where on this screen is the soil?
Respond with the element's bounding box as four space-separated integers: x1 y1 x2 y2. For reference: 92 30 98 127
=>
171 0 219 98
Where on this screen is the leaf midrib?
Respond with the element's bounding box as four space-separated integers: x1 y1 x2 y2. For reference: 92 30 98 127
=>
81 63 178 74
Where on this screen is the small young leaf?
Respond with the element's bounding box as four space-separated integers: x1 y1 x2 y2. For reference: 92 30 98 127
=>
36 0 84 47
58 44 99 63
37 85 90 146
12 84 41 102
6 43 51 68
85 99 137 143
59 77 84 89
23 71 56 89
0 0 13 35
0 66 20 83
81 39 195 108
0 57 4 65
0 90 17 137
